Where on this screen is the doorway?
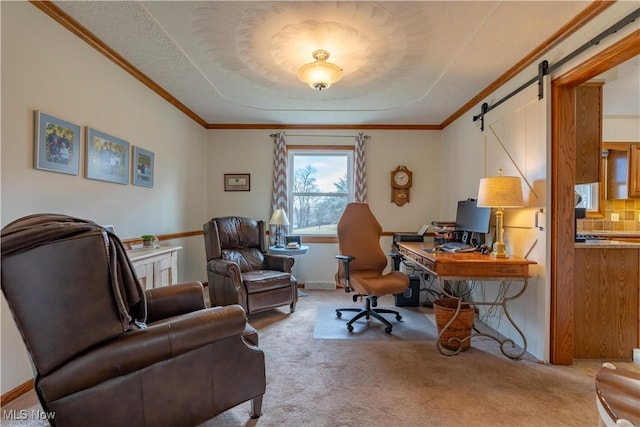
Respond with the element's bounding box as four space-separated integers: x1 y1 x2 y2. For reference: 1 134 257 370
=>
550 30 640 364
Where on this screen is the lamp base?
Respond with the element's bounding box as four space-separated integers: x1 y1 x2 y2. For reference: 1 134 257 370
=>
490 241 509 259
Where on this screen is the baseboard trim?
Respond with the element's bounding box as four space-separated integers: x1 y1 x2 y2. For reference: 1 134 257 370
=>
1 379 34 405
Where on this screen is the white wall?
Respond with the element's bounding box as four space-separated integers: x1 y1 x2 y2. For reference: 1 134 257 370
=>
603 117 640 141
206 129 442 284
1 2 208 394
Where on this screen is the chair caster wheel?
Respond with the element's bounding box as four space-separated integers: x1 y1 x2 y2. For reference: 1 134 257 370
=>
396 314 403 321
336 311 342 318
347 324 354 332
385 326 392 334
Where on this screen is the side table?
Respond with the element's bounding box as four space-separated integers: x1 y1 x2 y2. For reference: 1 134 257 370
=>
268 245 309 296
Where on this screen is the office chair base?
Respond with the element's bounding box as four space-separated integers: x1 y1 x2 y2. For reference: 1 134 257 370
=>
336 296 402 334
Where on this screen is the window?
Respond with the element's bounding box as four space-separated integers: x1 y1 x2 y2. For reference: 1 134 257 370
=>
575 183 599 212
288 147 354 235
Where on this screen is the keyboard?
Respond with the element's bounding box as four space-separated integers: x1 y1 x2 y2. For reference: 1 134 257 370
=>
439 242 476 253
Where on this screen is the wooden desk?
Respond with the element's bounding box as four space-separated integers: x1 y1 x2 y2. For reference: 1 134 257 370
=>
397 241 536 359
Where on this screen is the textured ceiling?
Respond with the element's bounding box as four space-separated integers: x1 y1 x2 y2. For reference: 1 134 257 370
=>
53 1 594 126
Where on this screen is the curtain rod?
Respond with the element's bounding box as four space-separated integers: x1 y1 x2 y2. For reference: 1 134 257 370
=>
269 133 370 139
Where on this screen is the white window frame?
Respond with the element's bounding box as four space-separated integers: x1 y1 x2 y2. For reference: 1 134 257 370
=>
287 147 354 236
575 182 599 212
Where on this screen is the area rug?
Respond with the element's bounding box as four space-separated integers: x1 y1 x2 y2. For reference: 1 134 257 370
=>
313 304 438 341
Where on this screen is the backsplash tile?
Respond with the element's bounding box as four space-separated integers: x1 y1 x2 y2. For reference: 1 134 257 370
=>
578 198 640 233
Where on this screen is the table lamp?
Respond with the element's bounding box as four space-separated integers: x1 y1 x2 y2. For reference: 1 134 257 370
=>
477 169 524 259
269 209 290 248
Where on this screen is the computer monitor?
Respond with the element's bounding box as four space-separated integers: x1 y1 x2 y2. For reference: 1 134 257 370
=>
455 199 491 237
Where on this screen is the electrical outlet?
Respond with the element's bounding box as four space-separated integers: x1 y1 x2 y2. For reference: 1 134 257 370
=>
611 213 619 222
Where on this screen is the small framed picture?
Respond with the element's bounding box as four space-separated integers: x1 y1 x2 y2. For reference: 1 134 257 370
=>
85 127 130 185
34 110 81 175
224 173 250 191
132 146 154 187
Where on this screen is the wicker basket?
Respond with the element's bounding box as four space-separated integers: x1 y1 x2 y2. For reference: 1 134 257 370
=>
433 298 474 351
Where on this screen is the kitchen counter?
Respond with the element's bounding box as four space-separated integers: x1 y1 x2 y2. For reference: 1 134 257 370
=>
580 231 640 238
575 239 640 248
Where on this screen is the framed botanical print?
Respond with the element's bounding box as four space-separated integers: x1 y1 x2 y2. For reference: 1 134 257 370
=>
85 127 130 184
34 110 81 175
132 146 154 187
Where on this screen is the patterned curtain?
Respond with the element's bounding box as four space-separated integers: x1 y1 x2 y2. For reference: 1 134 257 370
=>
271 131 288 244
354 132 367 202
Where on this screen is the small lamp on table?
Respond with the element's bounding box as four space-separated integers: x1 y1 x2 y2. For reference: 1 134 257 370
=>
269 209 290 248
477 169 524 259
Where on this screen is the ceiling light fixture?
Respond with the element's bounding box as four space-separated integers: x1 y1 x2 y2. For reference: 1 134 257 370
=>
297 49 343 91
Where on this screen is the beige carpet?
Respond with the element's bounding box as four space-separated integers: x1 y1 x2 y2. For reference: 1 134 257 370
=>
313 304 438 341
3 288 639 427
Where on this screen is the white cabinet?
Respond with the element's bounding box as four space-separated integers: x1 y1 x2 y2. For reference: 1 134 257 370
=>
127 246 181 289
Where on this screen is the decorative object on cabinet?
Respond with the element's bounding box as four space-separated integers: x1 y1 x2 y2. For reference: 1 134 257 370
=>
85 127 130 184
141 234 155 248
128 245 181 289
477 169 524 258
224 173 251 191
34 110 81 175
132 146 154 187
390 165 413 206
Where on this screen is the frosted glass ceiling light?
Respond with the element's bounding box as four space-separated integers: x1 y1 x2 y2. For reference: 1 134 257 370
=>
297 50 343 91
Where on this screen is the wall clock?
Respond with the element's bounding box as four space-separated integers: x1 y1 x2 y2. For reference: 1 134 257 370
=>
390 165 412 206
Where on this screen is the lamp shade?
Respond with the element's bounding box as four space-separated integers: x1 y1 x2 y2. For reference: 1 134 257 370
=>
297 50 343 91
477 176 524 208
269 209 290 226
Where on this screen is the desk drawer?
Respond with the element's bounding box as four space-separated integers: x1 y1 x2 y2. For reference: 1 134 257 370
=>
435 262 529 278
399 247 435 272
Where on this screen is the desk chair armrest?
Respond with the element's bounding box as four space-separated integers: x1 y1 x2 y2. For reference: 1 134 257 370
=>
335 255 355 293
387 252 403 271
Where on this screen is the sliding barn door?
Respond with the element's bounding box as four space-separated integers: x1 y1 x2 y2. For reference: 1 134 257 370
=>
481 76 550 361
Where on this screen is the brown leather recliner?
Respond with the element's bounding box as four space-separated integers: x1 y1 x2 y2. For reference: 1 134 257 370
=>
1 214 266 427
203 216 298 315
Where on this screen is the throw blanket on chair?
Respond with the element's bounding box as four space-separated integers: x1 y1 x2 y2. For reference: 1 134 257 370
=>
1 213 146 331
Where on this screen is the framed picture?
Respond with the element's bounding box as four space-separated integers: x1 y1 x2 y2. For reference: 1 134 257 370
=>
34 110 81 175
224 173 250 191
132 146 154 187
85 128 130 184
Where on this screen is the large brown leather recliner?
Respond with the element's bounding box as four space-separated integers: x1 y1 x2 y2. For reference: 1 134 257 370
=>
203 216 298 315
1 214 265 427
